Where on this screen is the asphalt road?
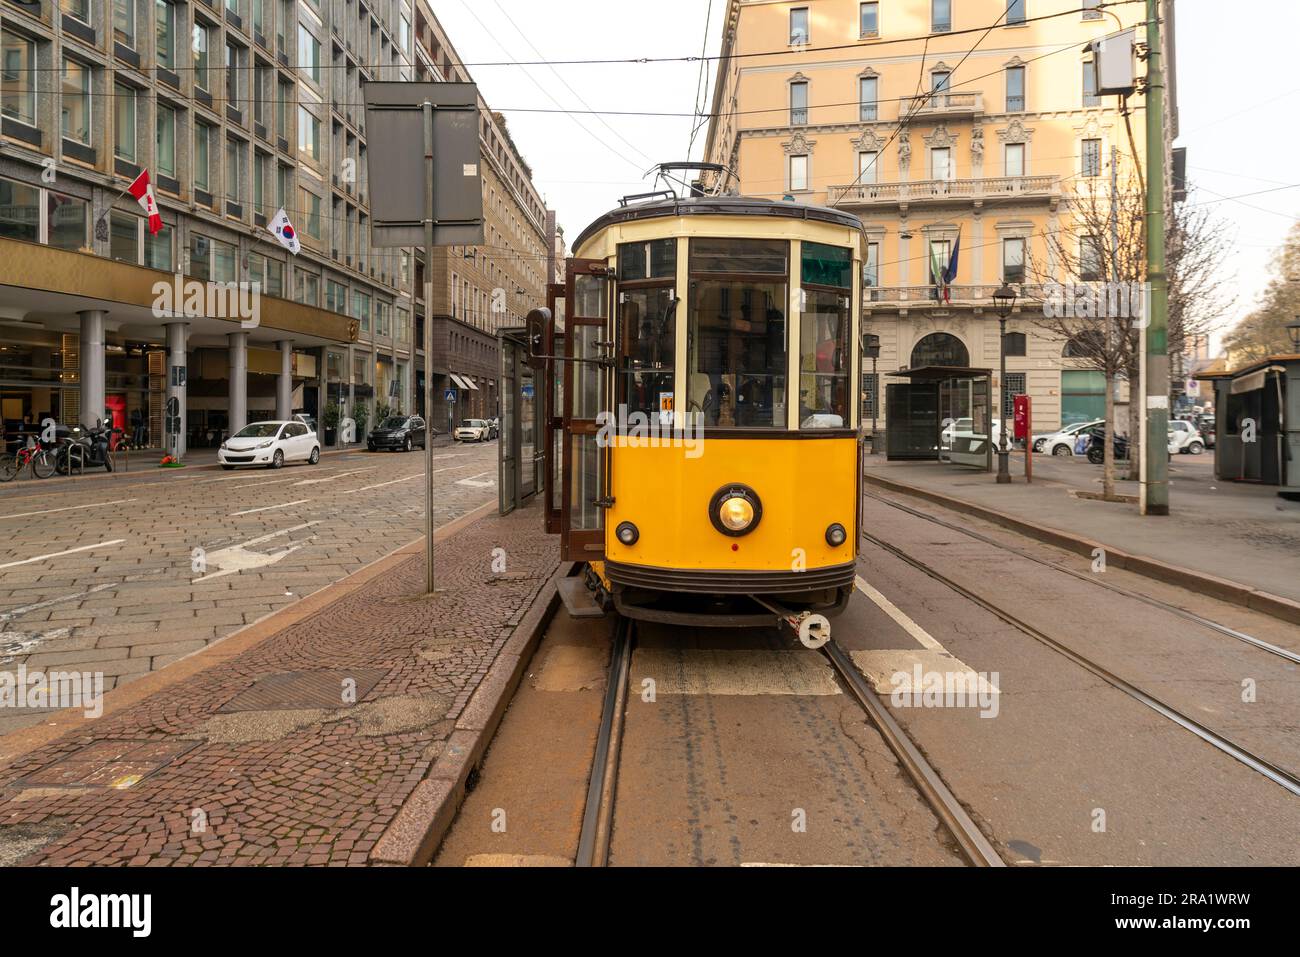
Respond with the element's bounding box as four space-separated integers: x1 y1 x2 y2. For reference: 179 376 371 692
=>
0 442 500 733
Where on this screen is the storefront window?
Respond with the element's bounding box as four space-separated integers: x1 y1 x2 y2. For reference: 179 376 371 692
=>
799 242 852 429
686 238 789 428
0 177 40 242
48 192 88 251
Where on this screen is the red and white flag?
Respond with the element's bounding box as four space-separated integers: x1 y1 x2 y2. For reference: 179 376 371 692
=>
127 169 163 235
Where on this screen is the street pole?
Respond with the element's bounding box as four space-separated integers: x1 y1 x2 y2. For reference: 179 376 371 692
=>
996 317 1010 483
870 355 878 453
422 99 437 592
1141 0 1170 515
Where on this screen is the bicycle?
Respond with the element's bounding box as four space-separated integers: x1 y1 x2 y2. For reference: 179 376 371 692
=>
0 441 58 481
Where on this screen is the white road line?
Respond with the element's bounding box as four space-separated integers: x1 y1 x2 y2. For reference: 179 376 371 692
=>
0 581 117 622
355 465 471 492
0 539 126 570
456 470 497 488
238 521 319 549
292 467 376 487
230 499 310 516
198 469 334 485
855 575 942 650
0 498 137 521
230 476 304 490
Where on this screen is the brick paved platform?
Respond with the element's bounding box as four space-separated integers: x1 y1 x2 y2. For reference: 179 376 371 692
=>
0 501 558 866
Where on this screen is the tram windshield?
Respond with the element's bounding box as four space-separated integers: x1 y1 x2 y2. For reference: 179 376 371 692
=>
686 238 788 428
619 241 677 424
799 242 853 429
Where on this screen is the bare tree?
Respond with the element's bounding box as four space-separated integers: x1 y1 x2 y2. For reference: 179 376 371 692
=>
1223 221 1300 363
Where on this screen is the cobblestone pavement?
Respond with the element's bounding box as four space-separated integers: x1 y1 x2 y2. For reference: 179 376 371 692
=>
0 498 557 865
0 443 502 734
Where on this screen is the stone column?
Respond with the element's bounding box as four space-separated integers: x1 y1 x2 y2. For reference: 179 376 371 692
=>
77 310 107 428
164 321 189 459
228 331 248 434
277 339 293 420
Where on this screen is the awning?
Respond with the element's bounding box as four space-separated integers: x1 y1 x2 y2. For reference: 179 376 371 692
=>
461 375 480 391
1231 366 1285 395
449 373 470 389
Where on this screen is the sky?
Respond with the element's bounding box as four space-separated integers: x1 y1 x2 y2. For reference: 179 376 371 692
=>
435 0 1299 352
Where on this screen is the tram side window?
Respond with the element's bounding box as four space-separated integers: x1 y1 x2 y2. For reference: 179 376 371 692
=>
618 240 677 424
799 242 853 429
686 238 788 429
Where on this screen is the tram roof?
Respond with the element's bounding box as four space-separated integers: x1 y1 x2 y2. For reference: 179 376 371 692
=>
572 195 865 253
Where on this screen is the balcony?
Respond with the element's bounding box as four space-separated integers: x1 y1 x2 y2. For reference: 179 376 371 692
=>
828 174 1058 208
899 91 983 119
864 283 1047 308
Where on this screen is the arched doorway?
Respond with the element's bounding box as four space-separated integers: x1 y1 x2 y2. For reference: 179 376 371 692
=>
910 332 969 368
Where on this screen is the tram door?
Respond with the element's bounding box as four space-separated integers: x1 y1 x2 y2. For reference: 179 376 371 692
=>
560 260 611 561
544 283 565 534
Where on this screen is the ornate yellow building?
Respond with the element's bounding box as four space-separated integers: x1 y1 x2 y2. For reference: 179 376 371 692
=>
704 0 1177 435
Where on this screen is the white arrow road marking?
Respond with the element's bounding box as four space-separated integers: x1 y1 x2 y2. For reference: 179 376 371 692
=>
192 522 319 583
456 471 497 488
0 540 126 570
0 582 118 623
292 467 376 486
230 499 310 517
0 627 71 664
0 499 138 521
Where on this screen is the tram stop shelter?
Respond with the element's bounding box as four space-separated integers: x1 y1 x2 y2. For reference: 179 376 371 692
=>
497 326 543 514
1200 354 1300 496
884 365 994 471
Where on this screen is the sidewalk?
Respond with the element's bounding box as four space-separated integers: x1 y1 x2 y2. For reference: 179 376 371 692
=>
0 501 560 866
863 454 1300 607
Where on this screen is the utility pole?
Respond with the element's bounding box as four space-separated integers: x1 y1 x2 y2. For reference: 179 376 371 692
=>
1140 0 1170 515
423 98 438 590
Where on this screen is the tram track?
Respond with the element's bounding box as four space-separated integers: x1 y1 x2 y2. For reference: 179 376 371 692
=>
861 489 1300 666
574 614 1004 867
858 522 1300 800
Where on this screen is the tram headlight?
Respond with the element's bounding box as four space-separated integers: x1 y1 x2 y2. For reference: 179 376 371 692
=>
709 485 762 537
615 521 639 546
826 523 847 547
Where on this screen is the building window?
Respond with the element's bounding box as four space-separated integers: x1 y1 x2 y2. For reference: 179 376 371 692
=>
1080 235 1103 281
1007 0 1025 25
1006 65 1025 112
399 16 410 52
1003 333 1027 357
156 104 176 176
1005 142 1024 177
145 223 172 270
862 372 879 419
1083 0 1103 20
253 63 269 126
790 7 809 44
226 137 245 204
253 0 265 36
911 332 968 368
194 121 212 191
62 0 90 23
930 146 952 181
226 42 241 106
1083 60 1099 107
110 212 140 263
1002 371 1026 419
299 187 321 239
156 1 175 69
298 25 320 84
115 84 137 161
276 79 292 140
248 253 284 297
864 241 879 291
48 191 88 251
352 289 371 331
61 59 92 146
789 154 809 191
861 2 879 37
253 151 268 215
192 23 210 91
859 76 878 121
1062 370 1105 426
276 163 292 209
1081 137 1101 177
0 177 40 242
297 105 320 162
932 0 951 32
857 150 879 184
294 269 319 305
1 31 37 127
114 0 137 47
790 81 808 126
212 236 236 281
1002 237 1025 283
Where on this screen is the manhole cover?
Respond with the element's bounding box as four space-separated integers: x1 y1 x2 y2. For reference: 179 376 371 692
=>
217 669 388 713
18 740 199 789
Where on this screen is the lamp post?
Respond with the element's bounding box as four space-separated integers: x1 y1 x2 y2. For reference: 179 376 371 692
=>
992 283 1018 484
862 332 881 453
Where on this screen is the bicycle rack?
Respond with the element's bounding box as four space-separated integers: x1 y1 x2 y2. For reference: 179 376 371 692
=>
67 442 85 477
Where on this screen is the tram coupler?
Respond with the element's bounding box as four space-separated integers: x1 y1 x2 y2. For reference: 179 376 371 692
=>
752 597 831 649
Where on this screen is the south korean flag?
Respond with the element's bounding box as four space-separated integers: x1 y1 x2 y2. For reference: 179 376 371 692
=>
268 207 301 255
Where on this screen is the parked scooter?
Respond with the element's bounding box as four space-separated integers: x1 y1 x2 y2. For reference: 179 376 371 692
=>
56 420 120 473
1085 426 1130 465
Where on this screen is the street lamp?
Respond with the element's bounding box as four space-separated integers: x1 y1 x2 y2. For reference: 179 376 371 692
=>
1287 319 1300 351
991 283 1018 484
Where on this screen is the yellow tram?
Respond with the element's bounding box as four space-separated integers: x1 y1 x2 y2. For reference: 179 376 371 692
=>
532 179 865 636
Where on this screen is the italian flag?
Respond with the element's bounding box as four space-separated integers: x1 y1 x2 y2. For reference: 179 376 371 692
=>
127 169 163 235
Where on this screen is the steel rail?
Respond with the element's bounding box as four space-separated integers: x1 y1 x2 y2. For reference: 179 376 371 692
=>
575 617 635 867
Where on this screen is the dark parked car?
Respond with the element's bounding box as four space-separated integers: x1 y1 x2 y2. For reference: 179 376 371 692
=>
367 415 427 453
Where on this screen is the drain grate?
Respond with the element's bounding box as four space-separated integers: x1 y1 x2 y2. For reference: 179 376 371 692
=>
217 669 388 713
18 740 198 789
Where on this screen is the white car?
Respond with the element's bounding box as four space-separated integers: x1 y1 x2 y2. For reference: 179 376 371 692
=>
941 417 1004 448
1033 419 1103 456
454 419 492 442
219 420 320 469
1168 419 1206 455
